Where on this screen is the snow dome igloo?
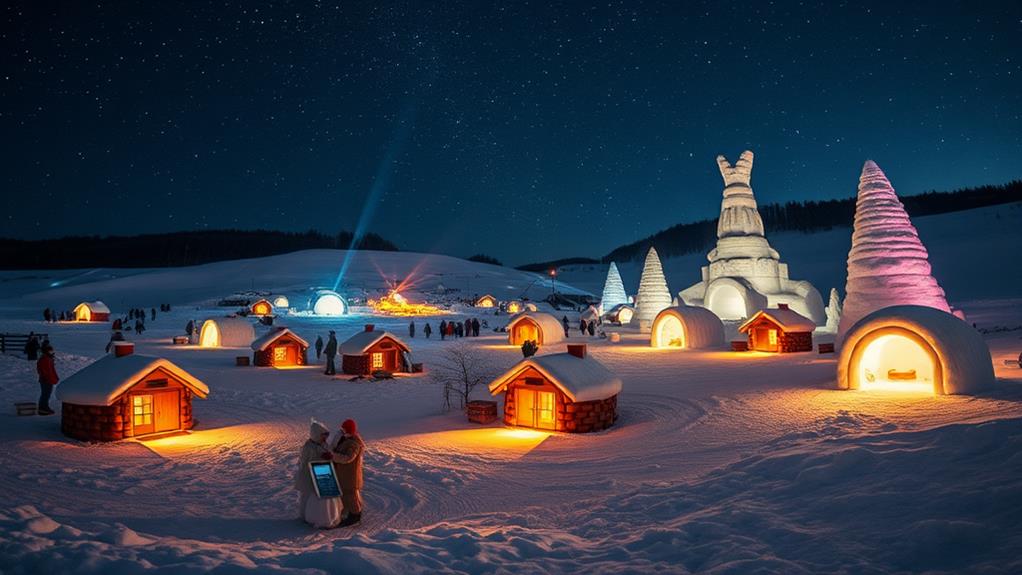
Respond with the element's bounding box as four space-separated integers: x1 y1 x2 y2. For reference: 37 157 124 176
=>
310 289 348 316
679 151 825 324
837 305 994 395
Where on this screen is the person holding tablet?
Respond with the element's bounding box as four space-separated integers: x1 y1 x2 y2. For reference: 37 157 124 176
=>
294 419 343 528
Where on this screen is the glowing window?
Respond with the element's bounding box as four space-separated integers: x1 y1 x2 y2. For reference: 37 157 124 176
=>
768 329 778 346
132 395 153 426
371 352 384 369
253 302 270 315
273 346 288 363
537 391 555 426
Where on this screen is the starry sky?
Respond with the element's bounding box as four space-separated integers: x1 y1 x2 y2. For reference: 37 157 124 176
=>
3 1 1021 265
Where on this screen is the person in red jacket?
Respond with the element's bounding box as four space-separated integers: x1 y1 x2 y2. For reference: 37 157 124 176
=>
36 345 59 415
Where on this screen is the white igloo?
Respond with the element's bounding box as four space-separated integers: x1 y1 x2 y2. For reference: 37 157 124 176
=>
679 151 825 324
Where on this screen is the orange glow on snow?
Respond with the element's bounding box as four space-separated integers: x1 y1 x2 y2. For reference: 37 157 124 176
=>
368 291 446 316
397 427 551 458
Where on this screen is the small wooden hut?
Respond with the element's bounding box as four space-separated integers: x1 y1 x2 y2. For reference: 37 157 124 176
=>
251 327 309 367
488 344 622 433
475 294 498 308
249 299 273 316
57 342 209 441
340 325 412 375
73 301 111 322
738 304 815 353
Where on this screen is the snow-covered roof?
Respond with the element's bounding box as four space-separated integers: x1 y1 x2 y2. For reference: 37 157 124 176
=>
250 299 272 311
489 351 623 403
57 353 209 406
340 330 409 355
476 294 497 304
251 327 309 351
506 312 565 345
739 307 816 333
75 301 110 314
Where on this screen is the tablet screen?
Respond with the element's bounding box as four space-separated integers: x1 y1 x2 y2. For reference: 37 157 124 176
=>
310 461 341 498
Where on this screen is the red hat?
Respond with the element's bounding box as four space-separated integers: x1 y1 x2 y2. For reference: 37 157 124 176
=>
341 419 358 435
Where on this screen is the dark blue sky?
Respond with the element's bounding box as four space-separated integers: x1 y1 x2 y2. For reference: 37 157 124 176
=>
3 1 1020 265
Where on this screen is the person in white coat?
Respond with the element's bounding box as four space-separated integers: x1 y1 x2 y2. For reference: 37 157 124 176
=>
294 419 343 528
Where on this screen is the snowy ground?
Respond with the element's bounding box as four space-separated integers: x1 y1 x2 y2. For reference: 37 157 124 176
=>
1 208 1022 574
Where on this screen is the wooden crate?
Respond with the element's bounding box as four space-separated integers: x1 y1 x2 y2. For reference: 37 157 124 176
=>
730 340 749 352
818 342 835 354
172 336 189 345
466 400 498 424
236 356 250 366
14 402 37 416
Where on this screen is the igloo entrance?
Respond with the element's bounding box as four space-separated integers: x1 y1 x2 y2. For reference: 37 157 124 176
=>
853 329 939 393
653 315 685 348
707 284 746 320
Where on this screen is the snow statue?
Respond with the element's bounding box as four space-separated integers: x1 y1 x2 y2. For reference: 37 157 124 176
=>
837 160 951 340
679 150 825 324
634 247 673 331
824 288 842 333
599 262 628 313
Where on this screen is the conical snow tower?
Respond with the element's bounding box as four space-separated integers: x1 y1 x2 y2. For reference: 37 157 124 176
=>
634 247 672 331
600 262 628 313
837 161 950 339
679 150 825 323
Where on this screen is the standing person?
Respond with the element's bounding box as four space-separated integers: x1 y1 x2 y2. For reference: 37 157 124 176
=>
37 344 59 415
151 307 156 321
439 320 447 341
185 319 194 338
24 332 39 361
43 308 51 323
315 335 324 361
588 321 595 337
324 331 338 375
579 318 587 336
561 315 570 338
331 419 365 527
472 318 480 337
294 419 343 528
408 321 415 339
423 323 432 339
464 318 472 337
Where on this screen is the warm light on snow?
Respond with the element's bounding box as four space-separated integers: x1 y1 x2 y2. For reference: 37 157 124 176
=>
368 291 445 316
395 427 551 457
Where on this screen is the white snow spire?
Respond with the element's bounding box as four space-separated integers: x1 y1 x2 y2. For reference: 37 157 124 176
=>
825 287 842 333
716 150 765 238
837 160 951 339
600 262 628 313
634 247 672 331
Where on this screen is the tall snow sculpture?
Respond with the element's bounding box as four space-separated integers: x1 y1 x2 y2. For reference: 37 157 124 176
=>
825 288 842 333
634 247 672 331
679 151 825 324
837 161 951 339
600 262 628 313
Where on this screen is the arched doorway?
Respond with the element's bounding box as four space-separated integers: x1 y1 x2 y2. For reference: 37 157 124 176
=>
74 304 91 322
707 284 746 320
199 321 220 347
849 327 941 393
512 320 540 345
653 314 685 348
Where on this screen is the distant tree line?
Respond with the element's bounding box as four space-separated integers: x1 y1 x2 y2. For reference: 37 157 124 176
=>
517 257 600 272
467 254 503 266
601 180 1022 263
0 229 399 269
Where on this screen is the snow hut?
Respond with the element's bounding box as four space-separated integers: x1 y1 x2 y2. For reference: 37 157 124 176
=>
738 305 815 353
837 161 951 342
310 289 348 316
198 318 256 348
650 306 725 349
488 344 622 433
838 305 994 395
57 342 209 441
505 300 524 314
249 299 273 316
679 151 825 324
524 302 538 312
73 301 110 322
603 303 635 325
507 312 565 347
475 294 498 308
340 325 412 375
272 295 290 309
251 327 309 367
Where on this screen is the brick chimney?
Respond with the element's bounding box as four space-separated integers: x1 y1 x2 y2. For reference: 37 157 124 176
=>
777 303 790 310
364 324 375 332
567 344 587 359
113 341 134 357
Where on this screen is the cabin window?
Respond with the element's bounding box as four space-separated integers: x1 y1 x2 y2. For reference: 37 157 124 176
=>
371 352 384 369
274 346 288 363
537 391 555 427
133 395 153 426
768 329 778 346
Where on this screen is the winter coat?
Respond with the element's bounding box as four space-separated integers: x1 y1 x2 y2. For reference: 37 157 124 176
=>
331 434 365 490
315 337 324 352
24 338 39 359
295 438 329 494
37 355 59 386
324 336 338 357
185 320 194 335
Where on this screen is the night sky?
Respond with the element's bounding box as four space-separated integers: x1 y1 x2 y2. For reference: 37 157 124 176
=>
3 1 1021 265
